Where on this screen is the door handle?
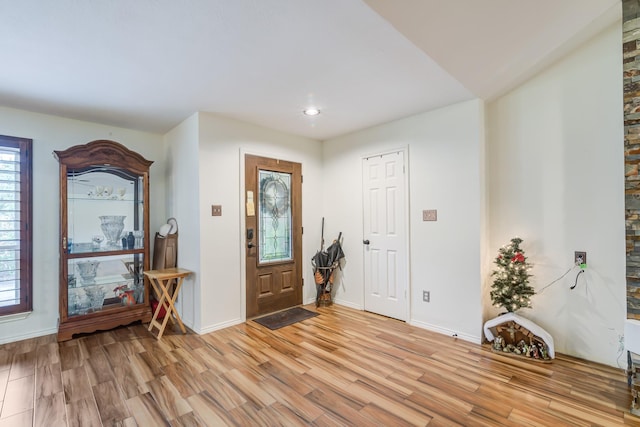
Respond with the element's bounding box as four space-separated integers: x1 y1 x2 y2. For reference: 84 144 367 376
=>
247 242 255 249
363 239 370 245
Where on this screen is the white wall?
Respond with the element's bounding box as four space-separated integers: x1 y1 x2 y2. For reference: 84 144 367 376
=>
0 106 167 343
487 22 625 366
163 113 201 330
166 113 324 333
323 99 486 342
0 22 625 371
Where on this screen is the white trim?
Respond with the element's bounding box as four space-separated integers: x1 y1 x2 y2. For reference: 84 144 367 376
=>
333 299 363 311
361 146 411 322
239 150 248 323
0 310 32 324
362 146 409 162
198 318 244 335
626 319 640 355
410 319 482 345
303 297 317 306
0 325 57 346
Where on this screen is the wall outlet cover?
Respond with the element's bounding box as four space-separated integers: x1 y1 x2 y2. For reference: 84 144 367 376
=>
574 251 587 266
423 209 437 221
423 290 430 302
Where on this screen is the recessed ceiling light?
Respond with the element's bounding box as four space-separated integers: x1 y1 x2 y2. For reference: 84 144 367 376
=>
303 108 320 116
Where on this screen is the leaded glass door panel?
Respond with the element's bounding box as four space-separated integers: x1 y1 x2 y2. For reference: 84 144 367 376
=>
245 154 302 318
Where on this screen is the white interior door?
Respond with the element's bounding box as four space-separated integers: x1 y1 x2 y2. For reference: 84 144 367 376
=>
363 150 408 321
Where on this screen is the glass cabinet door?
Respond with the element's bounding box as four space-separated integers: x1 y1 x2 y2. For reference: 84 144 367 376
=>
67 253 145 316
67 167 144 254
65 166 145 315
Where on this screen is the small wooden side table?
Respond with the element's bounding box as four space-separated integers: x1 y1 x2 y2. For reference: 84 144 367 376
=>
144 268 193 340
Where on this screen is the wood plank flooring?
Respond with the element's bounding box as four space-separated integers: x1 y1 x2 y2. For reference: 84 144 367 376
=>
0 304 639 426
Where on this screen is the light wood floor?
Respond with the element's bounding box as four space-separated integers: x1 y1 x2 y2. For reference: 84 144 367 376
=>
0 304 638 426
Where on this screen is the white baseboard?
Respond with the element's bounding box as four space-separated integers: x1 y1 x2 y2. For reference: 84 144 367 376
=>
304 297 362 311
332 299 363 310
409 319 482 345
197 318 244 335
0 327 58 345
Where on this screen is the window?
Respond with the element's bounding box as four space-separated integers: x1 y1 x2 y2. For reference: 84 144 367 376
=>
0 135 32 316
258 170 292 263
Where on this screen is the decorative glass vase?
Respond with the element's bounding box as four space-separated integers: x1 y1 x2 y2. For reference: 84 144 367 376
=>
84 286 107 311
99 215 126 247
76 260 100 284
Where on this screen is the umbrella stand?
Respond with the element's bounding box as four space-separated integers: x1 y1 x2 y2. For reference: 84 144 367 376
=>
314 266 334 307
312 229 345 307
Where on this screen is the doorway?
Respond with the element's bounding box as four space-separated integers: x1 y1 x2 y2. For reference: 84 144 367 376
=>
245 154 302 318
362 150 409 321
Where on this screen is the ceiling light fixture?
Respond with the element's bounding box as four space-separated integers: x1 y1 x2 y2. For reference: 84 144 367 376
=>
303 108 320 116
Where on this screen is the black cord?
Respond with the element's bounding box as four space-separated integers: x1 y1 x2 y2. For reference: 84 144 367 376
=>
570 269 585 290
538 266 576 294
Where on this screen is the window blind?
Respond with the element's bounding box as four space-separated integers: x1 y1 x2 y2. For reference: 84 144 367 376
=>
0 147 21 308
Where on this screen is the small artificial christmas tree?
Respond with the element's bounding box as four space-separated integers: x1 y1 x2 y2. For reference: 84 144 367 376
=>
490 237 534 313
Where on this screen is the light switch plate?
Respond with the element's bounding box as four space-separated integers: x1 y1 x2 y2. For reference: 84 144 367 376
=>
212 205 222 216
423 209 437 221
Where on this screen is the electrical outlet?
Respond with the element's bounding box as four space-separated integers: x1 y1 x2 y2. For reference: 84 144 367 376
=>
212 205 222 216
574 251 587 266
423 290 430 302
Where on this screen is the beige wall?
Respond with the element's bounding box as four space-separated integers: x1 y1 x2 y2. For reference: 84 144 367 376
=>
487 22 625 366
0 106 167 344
166 112 324 334
323 99 486 343
0 20 626 369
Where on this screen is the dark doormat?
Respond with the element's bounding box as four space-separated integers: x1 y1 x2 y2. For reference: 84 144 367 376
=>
253 307 318 330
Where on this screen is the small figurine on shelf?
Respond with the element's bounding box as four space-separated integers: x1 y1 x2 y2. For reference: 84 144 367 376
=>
113 284 136 306
92 235 104 250
517 339 528 356
113 284 125 296
493 335 504 351
538 342 548 359
504 343 516 353
531 342 540 359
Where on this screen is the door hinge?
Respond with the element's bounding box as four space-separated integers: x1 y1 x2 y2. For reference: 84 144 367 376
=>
302 278 304 287
301 175 304 183
302 226 303 234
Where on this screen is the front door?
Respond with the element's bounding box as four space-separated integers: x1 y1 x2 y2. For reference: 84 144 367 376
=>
245 154 302 318
362 150 408 321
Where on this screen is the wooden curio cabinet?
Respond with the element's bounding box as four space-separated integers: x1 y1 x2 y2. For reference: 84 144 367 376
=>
54 140 153 341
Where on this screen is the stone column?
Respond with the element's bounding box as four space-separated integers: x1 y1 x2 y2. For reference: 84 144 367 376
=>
625 0 640 319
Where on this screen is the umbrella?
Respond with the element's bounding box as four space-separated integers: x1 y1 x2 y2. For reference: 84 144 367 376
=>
323 234 344 282
312 218 345 306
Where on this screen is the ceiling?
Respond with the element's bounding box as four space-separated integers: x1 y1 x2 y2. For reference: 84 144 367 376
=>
0 0 621 140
